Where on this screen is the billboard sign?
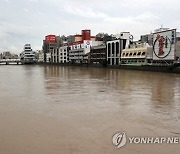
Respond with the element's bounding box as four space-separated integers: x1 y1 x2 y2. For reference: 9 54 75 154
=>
45 35 56 43
153 29 176 60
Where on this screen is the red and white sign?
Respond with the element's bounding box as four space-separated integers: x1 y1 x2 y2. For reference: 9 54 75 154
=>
153 29 176 60
84 40 92 48
45 35 56 43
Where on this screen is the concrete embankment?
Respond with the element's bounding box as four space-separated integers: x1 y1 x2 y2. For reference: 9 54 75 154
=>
37 62 180 74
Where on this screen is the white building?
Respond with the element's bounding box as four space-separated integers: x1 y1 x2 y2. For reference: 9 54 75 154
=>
69 40 103 63
37 50 44 62
52 46 69 63
46 53 51 63
20 44 36 64
107 32 131 65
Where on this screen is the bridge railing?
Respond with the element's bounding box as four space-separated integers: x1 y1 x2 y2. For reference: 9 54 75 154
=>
0 59 21 62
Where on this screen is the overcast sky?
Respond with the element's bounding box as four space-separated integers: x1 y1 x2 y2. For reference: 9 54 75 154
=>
0 0 180 54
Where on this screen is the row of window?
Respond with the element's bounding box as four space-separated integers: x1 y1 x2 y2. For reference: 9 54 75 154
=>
90 53 106 55
121 60 145 63
69 55 84 57
55 49 67 52
53 52 67 56
69 54 84 57
54 60 68 63
91 55 106 57
70 45 84 50
54 57 67 59
69 50 84 54
121 51 146 57
91 58 106 59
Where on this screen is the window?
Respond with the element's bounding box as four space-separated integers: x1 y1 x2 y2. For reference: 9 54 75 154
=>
116 42 119 55
108 43 111 57
112 58 114 65
137 52 141 56
116 58 119 65
108 58 110 64
141 52 146 56
112 43 115 55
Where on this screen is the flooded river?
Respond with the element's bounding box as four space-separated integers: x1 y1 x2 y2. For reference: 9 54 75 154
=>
0 65 180 154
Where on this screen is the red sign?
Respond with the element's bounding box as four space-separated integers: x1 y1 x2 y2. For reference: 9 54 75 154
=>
45 35 56 43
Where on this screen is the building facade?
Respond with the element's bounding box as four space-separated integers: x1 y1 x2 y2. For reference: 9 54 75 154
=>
37 50 44 62
2 51 12 59
52 46 69 63
69 40 103 64
42 35 65 63
107 40 122 65
20 44 36 64
121 42 153 65
140 34 153 46
68 30 103 64
90 45 106 64
69 43 85 63
107 32 131 65
43 35 56 62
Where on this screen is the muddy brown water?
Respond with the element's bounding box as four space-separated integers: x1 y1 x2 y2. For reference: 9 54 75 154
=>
0 65 180 154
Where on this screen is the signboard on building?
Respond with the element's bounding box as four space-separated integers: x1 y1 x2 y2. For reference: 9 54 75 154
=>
84 40 92 48
153 29 176 60
45 35 56 43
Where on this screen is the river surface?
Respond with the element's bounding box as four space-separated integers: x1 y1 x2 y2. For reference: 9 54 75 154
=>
0 65 180 154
